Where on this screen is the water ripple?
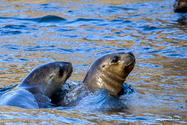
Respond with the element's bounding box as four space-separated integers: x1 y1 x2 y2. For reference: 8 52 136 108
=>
0 0 187 124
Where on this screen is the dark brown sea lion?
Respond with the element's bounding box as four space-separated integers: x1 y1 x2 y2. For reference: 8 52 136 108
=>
0 61 72 109
58 52 135 107
174 0 187 13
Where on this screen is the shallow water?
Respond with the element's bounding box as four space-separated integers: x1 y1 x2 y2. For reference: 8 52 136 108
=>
0 0 187 124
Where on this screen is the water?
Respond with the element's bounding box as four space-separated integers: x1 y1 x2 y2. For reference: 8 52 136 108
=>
0 0 187 124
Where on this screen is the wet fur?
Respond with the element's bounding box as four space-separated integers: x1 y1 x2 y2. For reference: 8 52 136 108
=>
174 0 187 13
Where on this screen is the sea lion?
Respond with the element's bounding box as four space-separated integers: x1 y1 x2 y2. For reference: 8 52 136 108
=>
0 61 72 109
174 0 187 13
58 52 135 107
82 51 135 95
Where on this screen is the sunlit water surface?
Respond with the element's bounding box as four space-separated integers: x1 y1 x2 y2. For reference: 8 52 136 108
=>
0 0 187 124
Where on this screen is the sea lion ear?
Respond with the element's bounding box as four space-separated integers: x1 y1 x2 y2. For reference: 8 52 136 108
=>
110 55 120 64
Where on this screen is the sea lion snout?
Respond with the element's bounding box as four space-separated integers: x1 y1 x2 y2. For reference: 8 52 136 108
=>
59 62 73 74
124 52 135 66
58 62 73 80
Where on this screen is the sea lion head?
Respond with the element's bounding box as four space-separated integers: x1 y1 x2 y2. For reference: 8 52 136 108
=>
18 61 73 98
82 52 135 95
174 0 187 13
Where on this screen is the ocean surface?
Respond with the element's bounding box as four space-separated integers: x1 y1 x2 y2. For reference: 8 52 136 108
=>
0 0 187 124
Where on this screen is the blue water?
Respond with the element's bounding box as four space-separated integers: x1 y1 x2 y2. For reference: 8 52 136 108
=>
0 0 187 124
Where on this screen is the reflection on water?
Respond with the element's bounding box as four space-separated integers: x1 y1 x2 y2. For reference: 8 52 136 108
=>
0 0 187 124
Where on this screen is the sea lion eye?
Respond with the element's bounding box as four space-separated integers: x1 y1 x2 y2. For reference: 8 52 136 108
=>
49 74 54 79
111 56 120 64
